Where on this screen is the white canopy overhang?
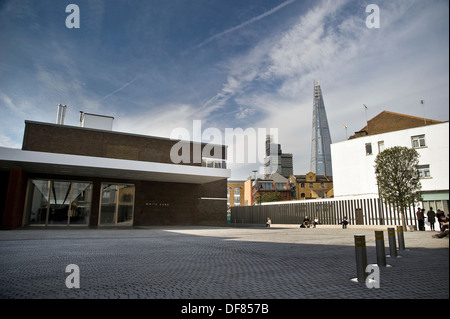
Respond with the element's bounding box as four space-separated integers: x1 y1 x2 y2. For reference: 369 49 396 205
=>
0 147 230 184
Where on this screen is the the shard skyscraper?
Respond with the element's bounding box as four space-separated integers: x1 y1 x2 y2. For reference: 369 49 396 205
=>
310 81 333 176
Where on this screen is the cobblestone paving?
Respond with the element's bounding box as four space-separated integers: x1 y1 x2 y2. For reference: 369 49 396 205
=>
0 225 448 299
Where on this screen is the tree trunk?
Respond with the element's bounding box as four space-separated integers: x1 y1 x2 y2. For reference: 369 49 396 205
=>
401 208 407 232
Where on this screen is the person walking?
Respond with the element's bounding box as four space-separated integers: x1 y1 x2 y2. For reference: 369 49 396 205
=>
266 217 272 228
416 207 425 231
427 207 436 231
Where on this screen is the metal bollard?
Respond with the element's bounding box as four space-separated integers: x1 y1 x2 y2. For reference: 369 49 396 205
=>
375 231 386 266
397 226 405 250
354 235 368 282
387 228 397 257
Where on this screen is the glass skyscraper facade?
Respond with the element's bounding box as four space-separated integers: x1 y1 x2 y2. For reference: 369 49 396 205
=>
310 81 333 176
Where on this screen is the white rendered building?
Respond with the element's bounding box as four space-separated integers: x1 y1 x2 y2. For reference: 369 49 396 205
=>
331 121 449 228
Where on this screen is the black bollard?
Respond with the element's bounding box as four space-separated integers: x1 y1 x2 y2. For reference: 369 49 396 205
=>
387 228 397 258
375 231 387 266
354 235 368 282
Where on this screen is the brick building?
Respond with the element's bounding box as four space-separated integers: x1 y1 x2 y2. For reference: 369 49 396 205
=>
0 119 230 229
247 172 293 205
350 110 442 138
289 172 334 200
227 180 246 207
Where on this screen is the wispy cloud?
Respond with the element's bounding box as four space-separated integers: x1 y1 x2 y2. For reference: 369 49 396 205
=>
197 0 449 178
196 0 297 48
100 77 139 101
0 91 25 117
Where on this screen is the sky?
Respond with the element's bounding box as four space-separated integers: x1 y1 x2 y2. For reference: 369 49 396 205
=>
0 0 449 180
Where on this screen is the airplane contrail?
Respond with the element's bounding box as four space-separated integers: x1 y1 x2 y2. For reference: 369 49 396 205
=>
101 77 138 101
196 0 297 48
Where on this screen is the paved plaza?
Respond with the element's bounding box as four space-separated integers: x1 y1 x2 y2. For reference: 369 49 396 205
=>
0 225 448 301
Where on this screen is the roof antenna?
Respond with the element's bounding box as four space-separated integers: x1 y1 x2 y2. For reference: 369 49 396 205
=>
420 100 427 126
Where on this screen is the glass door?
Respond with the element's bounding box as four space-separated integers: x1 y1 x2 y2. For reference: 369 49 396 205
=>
99 184 117 225
117 185 134 225
48 181 71 225
69 182 93 224
99 183 134 226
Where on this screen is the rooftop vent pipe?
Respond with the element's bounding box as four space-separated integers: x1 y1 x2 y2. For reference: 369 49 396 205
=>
56 104 67 125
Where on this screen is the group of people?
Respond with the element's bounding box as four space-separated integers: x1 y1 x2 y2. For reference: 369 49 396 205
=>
265 208 448 236
300 216 319 228
416 206 449 238
265 216 321 228
416 207 448 231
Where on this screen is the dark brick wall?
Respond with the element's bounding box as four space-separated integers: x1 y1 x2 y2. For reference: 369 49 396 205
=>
134 179 227 226
134 181 201 226
22 121 226 165
197 179 228 226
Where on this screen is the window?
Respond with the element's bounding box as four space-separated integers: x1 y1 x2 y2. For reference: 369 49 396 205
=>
378 141 385 153
365 143 373 155
26 179 93 226
411 135 426 148
202 157 227 168
275 183 287 190
417 165 431 178
260 182 272 190
234 188 241 206
309 183 314 188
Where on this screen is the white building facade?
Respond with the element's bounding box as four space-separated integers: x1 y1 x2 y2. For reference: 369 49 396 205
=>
331 122 449 224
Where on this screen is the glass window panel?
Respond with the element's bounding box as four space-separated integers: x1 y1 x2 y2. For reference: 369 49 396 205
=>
26 179 92 226
29 180 50 225
365 143 372 155
378 141 385 152
48 181 71 225
412 135 426 148
69 183 92 224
